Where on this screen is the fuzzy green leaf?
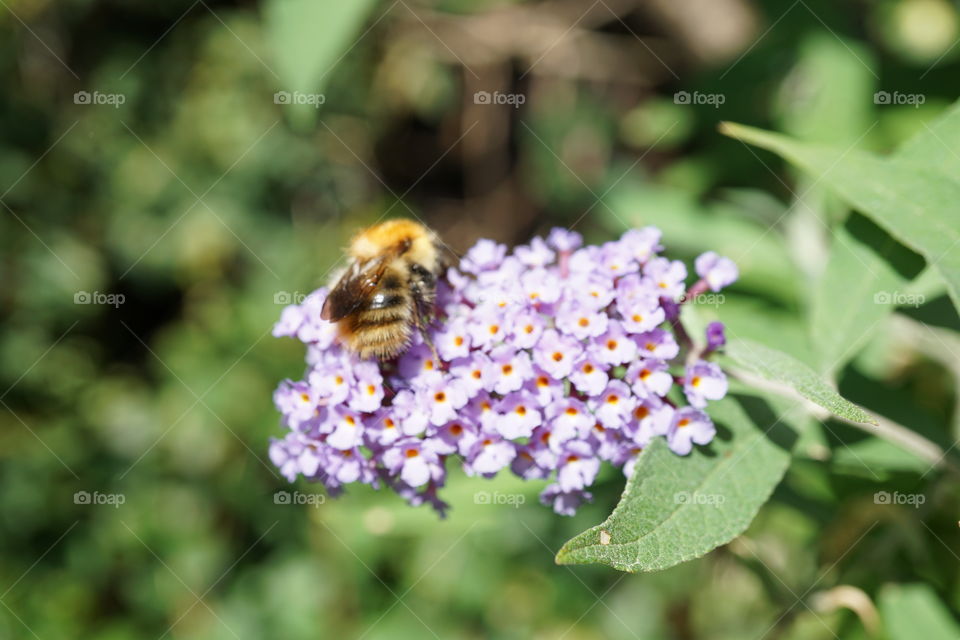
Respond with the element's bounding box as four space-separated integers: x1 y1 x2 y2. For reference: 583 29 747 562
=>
880 583 960 640
724 338 877 424
556 395 796 572
720 121 960 313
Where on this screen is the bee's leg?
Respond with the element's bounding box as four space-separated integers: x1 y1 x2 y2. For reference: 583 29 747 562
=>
410 283 439 361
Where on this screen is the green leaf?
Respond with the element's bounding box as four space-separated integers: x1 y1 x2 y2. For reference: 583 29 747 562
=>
720 121 960 313
895 101 960 174
723 338 877 425
556 395 796 572
263 0 380 126
879 583 960 640
809 214 923 376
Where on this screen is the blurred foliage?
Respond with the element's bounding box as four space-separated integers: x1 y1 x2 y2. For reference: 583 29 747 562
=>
1 0 959 638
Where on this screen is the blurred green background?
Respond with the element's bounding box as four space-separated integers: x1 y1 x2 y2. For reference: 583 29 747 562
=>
2 0 960 638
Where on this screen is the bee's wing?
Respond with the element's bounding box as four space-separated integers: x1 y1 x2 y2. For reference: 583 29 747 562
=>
321 257 387 322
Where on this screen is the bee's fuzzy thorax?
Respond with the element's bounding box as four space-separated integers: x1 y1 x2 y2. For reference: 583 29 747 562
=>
350 219 438 269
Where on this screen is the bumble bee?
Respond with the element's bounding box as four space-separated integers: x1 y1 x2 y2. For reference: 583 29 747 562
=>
321 219 445 360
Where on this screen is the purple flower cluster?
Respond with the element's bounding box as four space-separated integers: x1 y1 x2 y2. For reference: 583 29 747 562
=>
270 227 738 516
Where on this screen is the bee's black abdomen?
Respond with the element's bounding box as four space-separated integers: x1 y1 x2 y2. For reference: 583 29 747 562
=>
367 292 406 311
